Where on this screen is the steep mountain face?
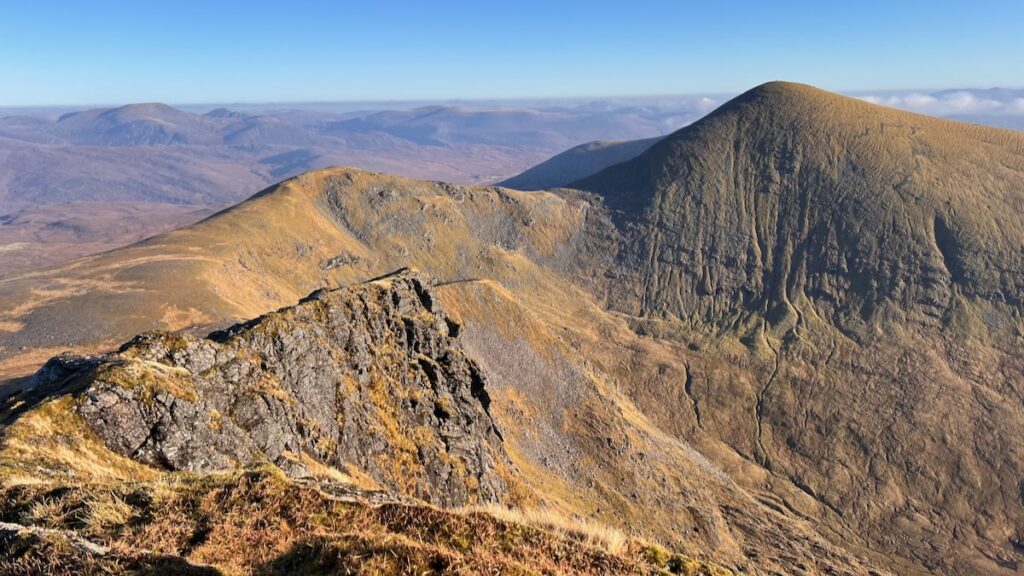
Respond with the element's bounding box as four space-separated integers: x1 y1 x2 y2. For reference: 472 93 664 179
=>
575 82 1024 575
2 83 1023 575
576 82 1024 331
499 136 662 190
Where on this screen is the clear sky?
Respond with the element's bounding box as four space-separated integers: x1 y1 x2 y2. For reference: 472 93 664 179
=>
1 0 1022 106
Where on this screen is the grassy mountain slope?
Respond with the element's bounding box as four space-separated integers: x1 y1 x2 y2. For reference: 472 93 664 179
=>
0 468 736 576
2 274 735 575
0 168 887 574
2 82 1023 574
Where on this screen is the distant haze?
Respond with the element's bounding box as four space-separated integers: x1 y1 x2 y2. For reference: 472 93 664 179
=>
3 87 1022 121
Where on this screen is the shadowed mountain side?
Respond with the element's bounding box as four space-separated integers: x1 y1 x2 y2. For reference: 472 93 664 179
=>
499 136 661 190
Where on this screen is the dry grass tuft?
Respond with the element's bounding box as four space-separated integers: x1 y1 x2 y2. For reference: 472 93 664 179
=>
26 497 72 527
83 492 134 532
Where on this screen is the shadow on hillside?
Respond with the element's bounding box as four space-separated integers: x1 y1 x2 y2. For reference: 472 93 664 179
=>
127 556 222 575
0 375 31 405
0 358 98 429
252 536 451 575
0 375 37 428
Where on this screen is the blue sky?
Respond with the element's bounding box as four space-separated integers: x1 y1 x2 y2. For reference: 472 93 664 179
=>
1 0 1022 106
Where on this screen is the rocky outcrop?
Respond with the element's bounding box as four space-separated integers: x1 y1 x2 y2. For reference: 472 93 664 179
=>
27 270 507 507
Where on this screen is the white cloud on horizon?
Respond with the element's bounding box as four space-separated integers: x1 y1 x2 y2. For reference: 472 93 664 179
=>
697 97 718 112
857 90 1024 116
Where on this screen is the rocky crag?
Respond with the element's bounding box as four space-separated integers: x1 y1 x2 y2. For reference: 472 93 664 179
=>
6 270 507 508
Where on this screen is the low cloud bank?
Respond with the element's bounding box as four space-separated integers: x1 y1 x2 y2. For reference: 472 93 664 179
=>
858 89 1024 116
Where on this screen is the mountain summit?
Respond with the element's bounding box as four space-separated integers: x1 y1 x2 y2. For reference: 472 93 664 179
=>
577 80 1024 329
55 102 222 146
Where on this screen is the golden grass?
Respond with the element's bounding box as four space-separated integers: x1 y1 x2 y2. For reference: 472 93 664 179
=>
295 451 381 490
27 497 72 527
94 359 197 403
0 468 733 575
159 304 214 331
0 320 25 333
83 492 134 532
465 502 627 555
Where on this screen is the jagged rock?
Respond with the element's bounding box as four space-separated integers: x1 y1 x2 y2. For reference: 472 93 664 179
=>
30 270 507 507
321 253 362 270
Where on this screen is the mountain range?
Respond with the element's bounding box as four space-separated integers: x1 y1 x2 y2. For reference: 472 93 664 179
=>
3 88 1022 277
1 82 1023 575
0 97 718 276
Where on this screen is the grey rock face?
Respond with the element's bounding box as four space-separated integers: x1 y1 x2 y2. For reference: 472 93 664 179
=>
32 270 507 507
